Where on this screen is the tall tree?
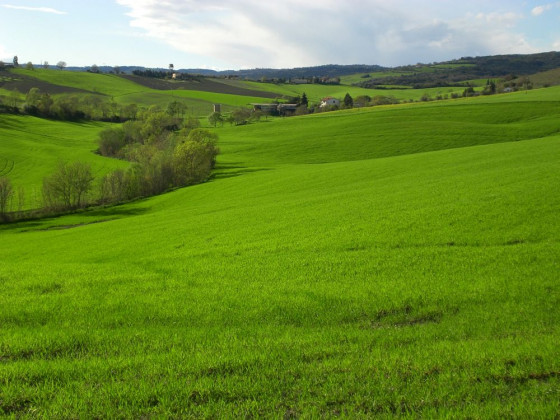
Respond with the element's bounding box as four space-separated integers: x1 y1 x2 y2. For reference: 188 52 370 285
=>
300 92 309 107
13 56 18 67
343 93 353 108
0 177 14 216
56 61 67 70
208 111 223 127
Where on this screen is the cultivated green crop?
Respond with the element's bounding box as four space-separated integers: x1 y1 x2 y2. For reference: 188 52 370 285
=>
0 85 559 417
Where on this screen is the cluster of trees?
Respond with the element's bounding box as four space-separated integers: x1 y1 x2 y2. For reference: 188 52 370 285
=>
131 69 200 81
207 108 261 127
97 107 218 205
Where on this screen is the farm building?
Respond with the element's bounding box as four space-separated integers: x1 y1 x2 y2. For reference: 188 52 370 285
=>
251 103 300 116
320 97 340 108
277 104 299 116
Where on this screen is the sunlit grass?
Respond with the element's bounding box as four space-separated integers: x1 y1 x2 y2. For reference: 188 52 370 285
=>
1 83 559 417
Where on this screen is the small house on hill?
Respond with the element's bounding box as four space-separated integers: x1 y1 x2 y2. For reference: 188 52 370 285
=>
320 97 340 108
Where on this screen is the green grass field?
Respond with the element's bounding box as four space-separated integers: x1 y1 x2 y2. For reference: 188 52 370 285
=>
0 115 126 209
0 84 559 417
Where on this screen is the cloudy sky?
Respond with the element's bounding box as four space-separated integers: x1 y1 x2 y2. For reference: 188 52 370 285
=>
1 0 559 69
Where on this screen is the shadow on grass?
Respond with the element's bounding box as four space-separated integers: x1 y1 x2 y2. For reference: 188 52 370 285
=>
211 162 272 181
1 202 150 233
84 203 150 218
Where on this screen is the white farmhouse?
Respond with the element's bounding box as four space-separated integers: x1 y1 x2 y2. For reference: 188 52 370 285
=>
320 97 340 108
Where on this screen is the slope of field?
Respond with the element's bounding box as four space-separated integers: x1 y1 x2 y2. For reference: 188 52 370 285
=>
10 68 146 97
1 88 559 417
120 74 280 98
0 70 92 95
242 80 476 103
0 114 126 209
5 69 276 115
529 67 560 87
214 88 560 167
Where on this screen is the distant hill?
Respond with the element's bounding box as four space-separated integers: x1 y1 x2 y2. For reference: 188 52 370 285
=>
57 52 560 86
64 64 387 80
358 51 560 88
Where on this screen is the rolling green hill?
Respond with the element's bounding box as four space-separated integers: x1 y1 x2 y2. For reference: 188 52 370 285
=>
3 68 277 115
0 84 559 417
0 115 126 209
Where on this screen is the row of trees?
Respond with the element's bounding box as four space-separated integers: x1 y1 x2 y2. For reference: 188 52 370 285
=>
0 87 197 123
0 56 67 70
0 87 141 122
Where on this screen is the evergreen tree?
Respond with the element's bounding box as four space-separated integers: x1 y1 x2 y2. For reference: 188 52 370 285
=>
300 92 308 107
343 93 353 108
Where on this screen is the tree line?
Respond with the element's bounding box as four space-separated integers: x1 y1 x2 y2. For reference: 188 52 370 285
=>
0 87 141 122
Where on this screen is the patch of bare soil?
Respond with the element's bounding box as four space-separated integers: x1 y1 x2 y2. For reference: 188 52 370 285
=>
0 70 95 95
120 75 279 98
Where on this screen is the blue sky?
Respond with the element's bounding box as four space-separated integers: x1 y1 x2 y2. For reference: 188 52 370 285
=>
1 0 559 70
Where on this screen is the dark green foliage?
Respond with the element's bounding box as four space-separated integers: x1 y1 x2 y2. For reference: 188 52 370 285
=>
98 127 126 157
463 87 475 97
357 52 560 89
343 92 353 108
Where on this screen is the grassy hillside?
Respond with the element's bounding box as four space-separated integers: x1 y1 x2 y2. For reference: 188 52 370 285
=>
242 80 471 103
529 67 560 87
11 68 145 97
1 86 559 417
6 69 276 115
0 114 126 209
213 87 560 167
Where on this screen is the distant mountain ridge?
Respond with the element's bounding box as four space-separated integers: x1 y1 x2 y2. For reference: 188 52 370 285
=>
39 51 560 81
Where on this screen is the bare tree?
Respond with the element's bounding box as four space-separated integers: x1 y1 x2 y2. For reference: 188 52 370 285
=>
56 61 67 70
43 161 94 209
0 177 14 217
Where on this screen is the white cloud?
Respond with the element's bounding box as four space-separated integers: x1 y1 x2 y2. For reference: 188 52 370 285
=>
531 4 553 16
115 0 540 68
1 4 67 15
